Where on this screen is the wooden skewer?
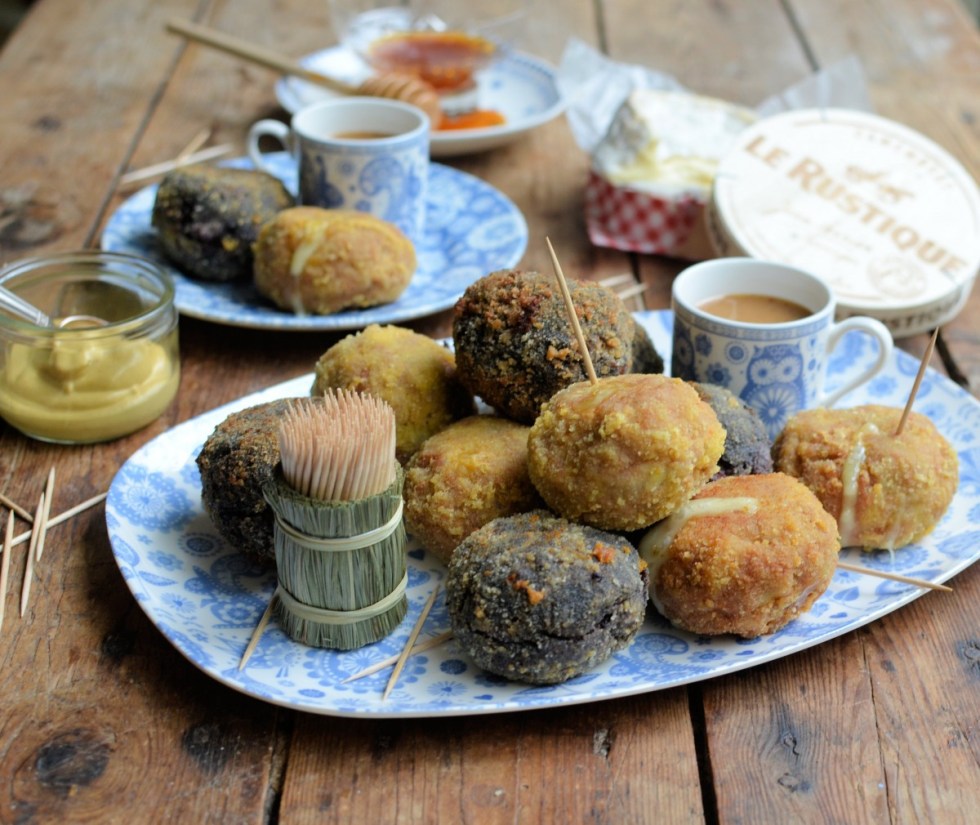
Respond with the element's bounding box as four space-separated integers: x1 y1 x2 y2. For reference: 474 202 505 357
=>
895 327 939 436
10 492 108 548
166 18 442 123
383 584 441 701
19 491 43 617
34 467 55 563
118 143 234 187
0 492 33 524
239 595 277 670
342 629 454 684
837 559 952 592
546 236 599 385
0 510 13 632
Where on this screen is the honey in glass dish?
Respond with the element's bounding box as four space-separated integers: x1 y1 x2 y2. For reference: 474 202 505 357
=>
366 30 497 93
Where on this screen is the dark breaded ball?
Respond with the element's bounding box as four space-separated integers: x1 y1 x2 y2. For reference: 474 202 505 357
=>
630 317 664 375
152 164 294 282
452 269 635 423
691 382 772 478
639 473 839 638
446 510 648 685
254 207 415 315
528 374 725 531
403 416 543 564
311 324 474 464
772 405 958 550
197 398 317 562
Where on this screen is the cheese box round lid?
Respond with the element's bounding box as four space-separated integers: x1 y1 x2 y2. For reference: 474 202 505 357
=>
708 108 980 337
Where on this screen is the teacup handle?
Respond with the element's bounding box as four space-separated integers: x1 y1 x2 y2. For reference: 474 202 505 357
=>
819 316 894 408
247 119 293 174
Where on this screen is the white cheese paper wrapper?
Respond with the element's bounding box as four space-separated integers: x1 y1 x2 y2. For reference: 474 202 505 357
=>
558 40 872 259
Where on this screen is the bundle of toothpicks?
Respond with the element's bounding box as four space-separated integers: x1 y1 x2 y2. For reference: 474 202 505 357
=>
262 392 408 650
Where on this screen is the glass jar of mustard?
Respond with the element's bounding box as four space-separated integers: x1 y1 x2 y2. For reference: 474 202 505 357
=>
0 251 180 444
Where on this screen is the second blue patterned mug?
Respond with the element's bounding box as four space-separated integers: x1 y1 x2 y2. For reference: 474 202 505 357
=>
671 258 894 439
248 97 430 246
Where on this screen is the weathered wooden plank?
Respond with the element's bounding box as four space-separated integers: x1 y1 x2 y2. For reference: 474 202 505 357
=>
278 692 702 824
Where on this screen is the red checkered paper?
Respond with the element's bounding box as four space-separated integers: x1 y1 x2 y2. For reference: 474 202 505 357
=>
584 171 711 260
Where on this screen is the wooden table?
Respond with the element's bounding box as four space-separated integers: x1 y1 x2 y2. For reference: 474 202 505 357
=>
1 1 978 821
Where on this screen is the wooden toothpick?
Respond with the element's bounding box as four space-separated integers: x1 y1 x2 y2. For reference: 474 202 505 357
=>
383 585 441 701
342 629 454 684
9 492 108 548
895 327 939 436
0 492 33 524
239 594 277 670
35 467 55 562
0 510 13 632
837 560 952 592
19 491 43 617
545 236 598 385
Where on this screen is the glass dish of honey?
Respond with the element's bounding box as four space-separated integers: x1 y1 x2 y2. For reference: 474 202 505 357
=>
329 0 528 115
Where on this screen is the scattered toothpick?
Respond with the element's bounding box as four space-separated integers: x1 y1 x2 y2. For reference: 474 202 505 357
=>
342 629 454 684
34 467 55 563
10 492 108 548
383 584 441 701
118 143 234 188
176 127 212 161
545 236 598 385
895 327 939 436
837 559 952 592
239 594 278 670
19 491 43 617
0 492 33 524
0 511 13 632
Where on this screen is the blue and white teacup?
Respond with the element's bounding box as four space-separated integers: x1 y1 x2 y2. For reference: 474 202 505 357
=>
247 97 430 247
671 258 894 439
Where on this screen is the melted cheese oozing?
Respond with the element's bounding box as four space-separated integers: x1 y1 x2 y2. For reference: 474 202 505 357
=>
838 423 879 547
639 497 758 613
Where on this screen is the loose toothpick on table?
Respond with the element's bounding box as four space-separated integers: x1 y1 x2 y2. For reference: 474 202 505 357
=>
0 511 13 632
382 585 441 701
546 236 598 385
0 492 33 524
19 491 44 617
342 629 454 684
34 467 55 563
9 492 108 548
118 142 234 188
895 327 940 436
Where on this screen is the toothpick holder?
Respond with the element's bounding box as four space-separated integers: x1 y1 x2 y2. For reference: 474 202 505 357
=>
262 465 408 650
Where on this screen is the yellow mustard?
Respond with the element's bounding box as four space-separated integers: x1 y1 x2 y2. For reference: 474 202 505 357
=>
0 327 179 443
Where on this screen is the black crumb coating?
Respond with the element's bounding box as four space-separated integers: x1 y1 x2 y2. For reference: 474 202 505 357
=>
452 269 635 423
152 165 294 282
691 382 773 478
196 398 317 562
630 317 664 375
446 510 648 685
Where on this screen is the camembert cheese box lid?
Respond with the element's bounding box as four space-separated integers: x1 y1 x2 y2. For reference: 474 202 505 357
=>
708 108 980 337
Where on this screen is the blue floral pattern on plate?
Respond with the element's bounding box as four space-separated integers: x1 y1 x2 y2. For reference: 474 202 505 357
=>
105 311 980 718
100 153 528 331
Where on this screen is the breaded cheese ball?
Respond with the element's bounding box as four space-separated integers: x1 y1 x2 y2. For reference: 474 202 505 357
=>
527 373 725 531
772 405 958 550
311 324 474 464
403 416 543 564
452 269 636 423
639 473 840 638
446 510 648 685
254 207 415 315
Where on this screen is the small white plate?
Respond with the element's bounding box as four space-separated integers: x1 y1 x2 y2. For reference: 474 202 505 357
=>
276 47 566 157
105 311 980 718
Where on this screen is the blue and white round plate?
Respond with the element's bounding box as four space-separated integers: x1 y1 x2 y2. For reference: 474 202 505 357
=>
276 47 566 157
105 311 980 718
100 153 527 331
